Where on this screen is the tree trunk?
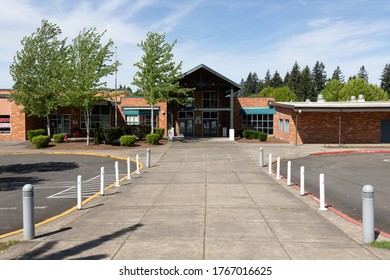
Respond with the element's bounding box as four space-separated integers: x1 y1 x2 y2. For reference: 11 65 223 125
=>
46 115 51 138
86 110 90 146
150 104 154 134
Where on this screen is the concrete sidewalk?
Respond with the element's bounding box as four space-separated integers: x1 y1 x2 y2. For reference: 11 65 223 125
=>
1 139 390 259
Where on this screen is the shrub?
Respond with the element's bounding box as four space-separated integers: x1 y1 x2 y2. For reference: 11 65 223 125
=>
243 130 260 139
236 130 244 138
154 128 165 139
120 135 137 147
146 133 160 145
103 127 124 145
27 129 45 142
53 134 65 143
259 132 268 142
93 128 104 145
137 125 151 139
31 135 50 148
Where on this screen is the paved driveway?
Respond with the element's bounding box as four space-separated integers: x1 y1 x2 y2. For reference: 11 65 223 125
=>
278 153 390 233
0 154 134 235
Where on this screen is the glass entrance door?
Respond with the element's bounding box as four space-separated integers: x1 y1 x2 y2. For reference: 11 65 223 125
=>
179 119 193 137
203 119 218 137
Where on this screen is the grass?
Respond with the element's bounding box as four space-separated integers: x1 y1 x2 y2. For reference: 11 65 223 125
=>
370 241 390 250
0 239 21 253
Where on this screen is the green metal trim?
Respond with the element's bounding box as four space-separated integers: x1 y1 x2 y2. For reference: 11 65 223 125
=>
240 107 276 115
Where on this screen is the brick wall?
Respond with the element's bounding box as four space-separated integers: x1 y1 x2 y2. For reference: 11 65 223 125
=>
234 97 274 132
119 97 168 136
274 106 390 144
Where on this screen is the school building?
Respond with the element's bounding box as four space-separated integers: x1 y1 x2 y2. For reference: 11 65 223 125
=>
0 64 275 141
272 95 390 145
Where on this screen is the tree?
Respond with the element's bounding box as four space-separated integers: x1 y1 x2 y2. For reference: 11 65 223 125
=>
133 32 193 133
9 19 68 137
339 78 387 101
312 61 327 96
357 65 369 82
270 71 283 88
287 62 301 95
258 86 298 102
65 28 120 145
264 70 272 88
331 66 345 83
321 79 344 101
380 63 390 98
298 66 314 101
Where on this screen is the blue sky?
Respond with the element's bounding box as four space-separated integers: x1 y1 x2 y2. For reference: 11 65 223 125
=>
1 0 390 89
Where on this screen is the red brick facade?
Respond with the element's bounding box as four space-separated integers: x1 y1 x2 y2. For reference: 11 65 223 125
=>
273 105 390 144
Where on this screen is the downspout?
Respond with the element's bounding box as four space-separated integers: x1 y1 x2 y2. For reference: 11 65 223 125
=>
295 109 301 146
230 88 234 129
338 109 342 145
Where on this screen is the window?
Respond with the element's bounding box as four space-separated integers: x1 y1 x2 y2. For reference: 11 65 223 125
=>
203 92 218 107
126 114 157 127
241 114 274 135
81 104 110 129
279 119 284 131
0 98 11 134
284 120 290 132
203 111 218 119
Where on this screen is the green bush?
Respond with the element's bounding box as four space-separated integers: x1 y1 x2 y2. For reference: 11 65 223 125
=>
243 130 260 139
146 133 160 145
120 135 137 147
103 127 124 145
53 134 65 143
31 135 50 148
93 128 104 145
27 129 45 142
236 130 244 138
154 128 165 139
122 125 150 139
259 132 268 142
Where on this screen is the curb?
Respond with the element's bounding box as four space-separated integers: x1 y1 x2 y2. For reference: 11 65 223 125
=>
311 150 390 156
0 152 143 240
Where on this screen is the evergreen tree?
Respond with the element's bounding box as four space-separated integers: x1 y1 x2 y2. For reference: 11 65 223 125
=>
242 72 256 96
255 79 264 94
264 69 272 88
270 71 283 88
283 71 290 85
357 65 369 82
331 66 345 83
312 61 327 96
300 66 315 101
380 64 390 99
287 62 301 96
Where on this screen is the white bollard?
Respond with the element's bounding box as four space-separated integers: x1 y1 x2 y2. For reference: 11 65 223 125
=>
276 157 281 180
77 175 82 210
287 160 291 186
146 148 151 168
268 153 272 174
100 167 105 196
127 157 131 179
259 147 264 167
136 154 140 174
300 166 305 196
319 173 327 211
362 185 375 243
115 161 120 187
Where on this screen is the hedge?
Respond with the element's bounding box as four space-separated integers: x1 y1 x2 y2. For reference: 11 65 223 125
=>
146 133 160 145
103 127 124 145
27 129 45 142
53 134 65 143
243 130 260 139
120 135 137 147
259 132 268 142
154 128 165 139
31 135 50 148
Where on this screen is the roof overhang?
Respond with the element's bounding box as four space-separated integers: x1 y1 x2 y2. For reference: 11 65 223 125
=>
271 101 390 113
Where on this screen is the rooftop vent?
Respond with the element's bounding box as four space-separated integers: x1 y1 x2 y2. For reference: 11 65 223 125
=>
357 94 365 102
317 94 325 103
350 96 356 102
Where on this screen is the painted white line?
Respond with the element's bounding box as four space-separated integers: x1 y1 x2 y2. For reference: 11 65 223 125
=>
34 206 48 209
384 159 390 162
0 207 17 210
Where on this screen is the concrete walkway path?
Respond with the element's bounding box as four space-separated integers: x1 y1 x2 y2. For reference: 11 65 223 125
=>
1 140 389 259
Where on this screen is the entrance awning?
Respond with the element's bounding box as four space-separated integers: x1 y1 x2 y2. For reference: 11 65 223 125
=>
240 107 276 115
123 107 160 116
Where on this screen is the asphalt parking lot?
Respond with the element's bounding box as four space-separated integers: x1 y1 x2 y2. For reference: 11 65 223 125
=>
0 154 135 236
277 153 390 234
